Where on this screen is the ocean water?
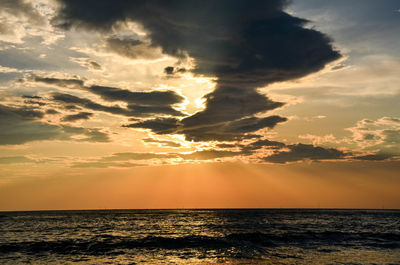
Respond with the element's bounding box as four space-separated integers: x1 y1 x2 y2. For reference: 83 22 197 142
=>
0 209 399 264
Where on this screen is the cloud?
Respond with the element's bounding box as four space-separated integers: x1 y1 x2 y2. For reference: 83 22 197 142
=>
0 103 44 120
0 0 60 44
61 112 93 122
125 115 286 141
72 149 244 168
346 117 400 154
52 92 184 117
32 76 84 88
353 153 393 161
143 138 181 148
31 76 185 117
0 103 109 145
52 0 341 141
264 143 347 163
69 58 103 71
46 109 60 115
123 118 180 134
105 36 163 59
181 115 287 141
61 126 110 142
241 139 286 152
0 0 45 26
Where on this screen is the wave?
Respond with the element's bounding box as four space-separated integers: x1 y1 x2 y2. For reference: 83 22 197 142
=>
1 231 399 256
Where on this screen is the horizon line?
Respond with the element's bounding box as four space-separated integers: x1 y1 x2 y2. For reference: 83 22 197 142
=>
1 207 399 213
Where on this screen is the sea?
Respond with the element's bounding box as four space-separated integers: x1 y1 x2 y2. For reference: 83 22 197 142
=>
0 209 399 264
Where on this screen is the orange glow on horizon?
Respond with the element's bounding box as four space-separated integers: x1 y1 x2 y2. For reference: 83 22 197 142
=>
1 161 399 211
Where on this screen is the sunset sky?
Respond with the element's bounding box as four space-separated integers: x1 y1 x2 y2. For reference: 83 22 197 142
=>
0 0 399 211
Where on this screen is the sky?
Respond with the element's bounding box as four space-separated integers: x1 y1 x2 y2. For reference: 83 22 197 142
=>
0 0 399 211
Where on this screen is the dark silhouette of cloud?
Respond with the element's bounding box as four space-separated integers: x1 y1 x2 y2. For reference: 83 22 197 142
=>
61 112 93 122
164 66 186 75
123 118 180 134
182 115 287 141
126 115 286 141
22 95 42 99
264 143 346 163
51 0 340 141
45 109 60 115
89 61 102 70
52 92 184 117
106 37 162 59
87 85 183 106
0 103 110 145
353 153 393 161
31 76 185 117
0 104 44 120
32 76 184 106
32 76 84 88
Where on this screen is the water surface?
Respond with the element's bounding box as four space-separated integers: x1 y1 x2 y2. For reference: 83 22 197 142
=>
1 209 399 264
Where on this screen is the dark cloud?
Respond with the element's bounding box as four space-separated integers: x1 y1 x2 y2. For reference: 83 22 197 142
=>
52 92 184 117
123 118 180 134
264 143 347 164
216 143 239 149
164 66 186 75
182 88 285 128
52 92 133 116
164 66 174 75
241 139 286 152
127 104 183 116
87 85 183 106
33 76 84 88
61 111 93 122
64 105 81 110
143 138 181 148
51 0 340 141
22 95 42 99
0 103 62 145
0 103 44 120
89 61 102 70
31 76 185 117
126 115 286 141
353 153 392 161
0 103 109 145
182 116 287 141
106 37 162 59
45 109 60 115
